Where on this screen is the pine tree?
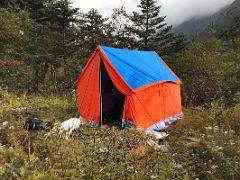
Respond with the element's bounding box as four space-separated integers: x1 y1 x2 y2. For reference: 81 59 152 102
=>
108 6 134 48
0 9 31 91
130 0 183 56
46 0 81 89
218 8 240 49
10 0 80 92
80 8 106 53
49 0 79 64
0 0 26 10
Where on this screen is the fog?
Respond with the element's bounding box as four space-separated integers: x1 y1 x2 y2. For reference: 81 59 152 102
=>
73 0 235 26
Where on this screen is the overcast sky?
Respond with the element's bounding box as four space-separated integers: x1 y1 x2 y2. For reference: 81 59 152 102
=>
72 0 235 27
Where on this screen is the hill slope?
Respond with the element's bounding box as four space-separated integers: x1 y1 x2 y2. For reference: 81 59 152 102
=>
173 0 240 36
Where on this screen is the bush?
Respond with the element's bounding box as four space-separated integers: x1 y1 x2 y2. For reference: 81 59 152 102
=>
174 38 240 107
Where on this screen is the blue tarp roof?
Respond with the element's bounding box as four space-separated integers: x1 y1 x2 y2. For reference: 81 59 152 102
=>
101 46 179 89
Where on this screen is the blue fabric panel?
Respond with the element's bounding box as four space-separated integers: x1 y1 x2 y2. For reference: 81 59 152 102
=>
101 46 179 89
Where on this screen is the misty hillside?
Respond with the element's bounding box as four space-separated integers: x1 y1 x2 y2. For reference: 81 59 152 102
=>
173 0 240 36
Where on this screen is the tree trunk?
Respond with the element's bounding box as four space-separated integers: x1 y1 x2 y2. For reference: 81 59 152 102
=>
32 65 40 93
145 4 149 50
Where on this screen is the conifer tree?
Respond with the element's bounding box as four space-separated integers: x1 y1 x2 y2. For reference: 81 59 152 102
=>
50 0 79 64
0 0 26 10
130 0 183 56
108 6 134 48
81 9 106 52
46 0 81 89
218 8 240 49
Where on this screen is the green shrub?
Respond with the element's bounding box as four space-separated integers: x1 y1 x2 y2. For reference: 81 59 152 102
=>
174 39 240 107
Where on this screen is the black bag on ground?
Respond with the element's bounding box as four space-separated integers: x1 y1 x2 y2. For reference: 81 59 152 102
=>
24 118 52 130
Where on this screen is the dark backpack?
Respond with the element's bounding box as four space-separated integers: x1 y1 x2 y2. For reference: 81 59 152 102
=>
24 118 52 130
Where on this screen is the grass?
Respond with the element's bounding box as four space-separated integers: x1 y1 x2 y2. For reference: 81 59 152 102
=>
0 89 240 179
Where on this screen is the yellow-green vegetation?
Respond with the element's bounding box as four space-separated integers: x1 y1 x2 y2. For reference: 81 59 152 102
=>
0 89 239 179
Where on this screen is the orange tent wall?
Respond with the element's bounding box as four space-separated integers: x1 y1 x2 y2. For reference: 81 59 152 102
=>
76 52 100 123
123 83 182 129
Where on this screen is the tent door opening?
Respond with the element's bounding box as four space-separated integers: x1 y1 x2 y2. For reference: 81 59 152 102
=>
100 60 125 126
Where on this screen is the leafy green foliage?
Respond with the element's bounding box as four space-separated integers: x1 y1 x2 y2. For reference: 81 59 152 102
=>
0 0 26 10
46 0 81 90
0 9 32 92
218 7 240 49
0 1 83 93
80 8 107 53
173 38 240 106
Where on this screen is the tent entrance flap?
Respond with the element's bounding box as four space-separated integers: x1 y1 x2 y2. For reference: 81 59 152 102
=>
100 61 125 125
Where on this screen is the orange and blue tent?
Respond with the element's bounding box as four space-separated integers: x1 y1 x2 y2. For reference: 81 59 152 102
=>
76 46 183 131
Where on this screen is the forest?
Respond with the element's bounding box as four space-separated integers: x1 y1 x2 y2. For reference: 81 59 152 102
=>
0 0 240 179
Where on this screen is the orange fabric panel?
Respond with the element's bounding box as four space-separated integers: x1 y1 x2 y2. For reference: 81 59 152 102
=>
123 95 137 122
163 83 182 118
76 52 100 123
124 82 182 128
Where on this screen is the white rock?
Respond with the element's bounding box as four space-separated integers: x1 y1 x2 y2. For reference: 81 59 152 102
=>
2 121 8 128
0 121 8 129
185 137 201 143
147 139 159 148
150 174 158 179
145 130 169 140
0 144 6 152
147 139 169 152
99 146 109 153
205 126 213 130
